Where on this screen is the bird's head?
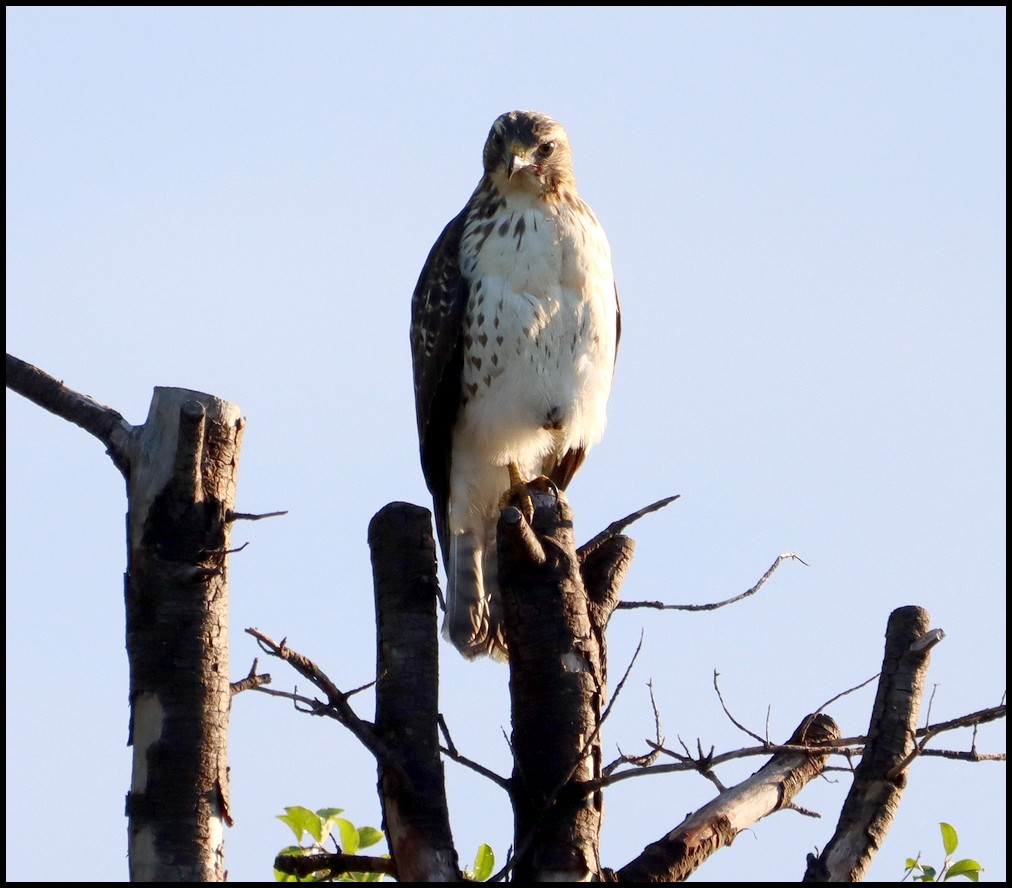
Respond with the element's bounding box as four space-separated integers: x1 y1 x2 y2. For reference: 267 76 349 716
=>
482 110 576 197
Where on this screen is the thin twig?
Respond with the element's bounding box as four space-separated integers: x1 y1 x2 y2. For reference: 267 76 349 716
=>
589 703 1005 791
604 680 664 775
788 803 822 819
617 551 807 612
230 658 272 696
437 715 457 757
598 634 643 732
437 709 511 790
438 743 511 790
229 509 289 521
245 627 391 766
815 673 880 714
578 495 680 560
917 749 1004 762
713 670 767 744
251 684 326 710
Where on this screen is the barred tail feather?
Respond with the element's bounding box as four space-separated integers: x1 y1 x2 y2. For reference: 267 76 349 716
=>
444 531 507 661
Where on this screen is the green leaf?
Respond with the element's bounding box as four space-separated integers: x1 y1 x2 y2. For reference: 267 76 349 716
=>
316 807 345 820
940 822 959 857
357 826 385 850
918 864 938 882
470 843 495 882
945 859 983 881
906 858 921 869
335 817 361 854
277 807 323 843
318 809 352 845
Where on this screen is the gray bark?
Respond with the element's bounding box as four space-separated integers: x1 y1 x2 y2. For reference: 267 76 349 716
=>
370 502 459 881
803 606 935 882
6 357 241 882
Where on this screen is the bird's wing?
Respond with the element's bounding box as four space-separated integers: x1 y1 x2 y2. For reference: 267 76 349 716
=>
410 206 470 563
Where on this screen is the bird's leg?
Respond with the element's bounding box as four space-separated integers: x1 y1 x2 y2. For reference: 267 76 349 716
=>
498 462 559 525
499 461 536 524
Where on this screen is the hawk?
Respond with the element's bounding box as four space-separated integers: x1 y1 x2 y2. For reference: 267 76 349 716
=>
410 110 620 660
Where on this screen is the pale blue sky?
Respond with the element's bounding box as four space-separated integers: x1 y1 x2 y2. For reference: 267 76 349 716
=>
7 7 1005 882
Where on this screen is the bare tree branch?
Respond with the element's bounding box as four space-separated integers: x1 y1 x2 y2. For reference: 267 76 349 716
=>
814 672 881 714
245 628 391 765
578 494 679 560
227 509 289 521
617 551 807 612
614 714 841 882
591 703 1005 791
230 659 271 696
273 850 396 879
6 352 134 476
713 669 768 744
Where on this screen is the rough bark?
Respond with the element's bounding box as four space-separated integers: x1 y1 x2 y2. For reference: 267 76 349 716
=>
616 713 840 882
7 357 241 882
497 485 629 882
803 606 935 882
124 389 242 881
369 503 459 881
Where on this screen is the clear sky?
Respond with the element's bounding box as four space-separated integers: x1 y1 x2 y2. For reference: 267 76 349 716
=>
6 7 1005 882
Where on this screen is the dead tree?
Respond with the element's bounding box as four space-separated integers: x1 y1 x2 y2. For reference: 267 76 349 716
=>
9 352 1003 882
6 354 241 881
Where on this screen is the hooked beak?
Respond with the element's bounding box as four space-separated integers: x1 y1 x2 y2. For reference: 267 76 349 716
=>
505 143 531 179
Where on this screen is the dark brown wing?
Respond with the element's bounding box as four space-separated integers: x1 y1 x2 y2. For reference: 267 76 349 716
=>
410 207 470 563
548 281 621 491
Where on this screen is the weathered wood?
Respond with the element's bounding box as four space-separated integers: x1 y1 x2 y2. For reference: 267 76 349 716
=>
803 606 934 882
370 502 459 882
617 713 840 882
6 358 242 882
124 388 242 881
498 486 624 882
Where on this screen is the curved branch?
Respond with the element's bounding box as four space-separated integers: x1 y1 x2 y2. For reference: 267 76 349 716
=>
245 628 390 765
579 494 679 560
6 352 134 476
617 551 807 612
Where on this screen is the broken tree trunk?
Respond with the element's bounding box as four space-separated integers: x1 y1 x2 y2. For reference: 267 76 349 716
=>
370 502 459 881
498 485 631 882
124 388 241 881
804 606 935 882
6 355 241 882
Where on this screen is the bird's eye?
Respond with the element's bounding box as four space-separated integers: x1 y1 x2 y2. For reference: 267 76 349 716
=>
536 141 556 158
489 132 504 149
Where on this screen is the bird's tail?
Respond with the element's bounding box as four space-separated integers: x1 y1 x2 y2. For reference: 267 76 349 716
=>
444 531 507 661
